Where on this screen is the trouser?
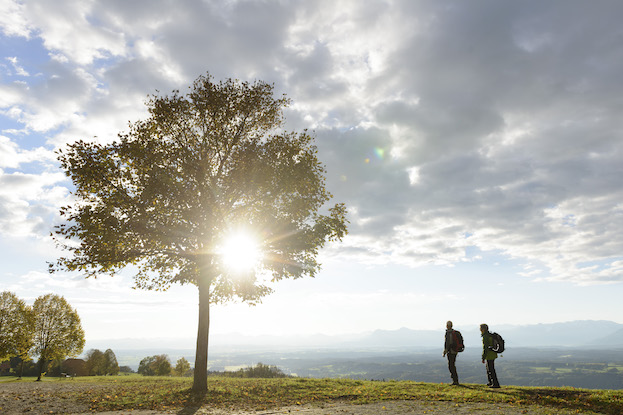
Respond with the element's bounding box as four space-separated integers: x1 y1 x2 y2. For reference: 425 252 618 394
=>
447 353 458 384
486 359 500 386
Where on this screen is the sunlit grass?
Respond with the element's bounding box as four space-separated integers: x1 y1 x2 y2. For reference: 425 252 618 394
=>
2 375 622 413
3 375 619 414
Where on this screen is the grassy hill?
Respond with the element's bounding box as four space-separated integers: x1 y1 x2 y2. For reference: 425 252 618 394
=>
2 375 622 414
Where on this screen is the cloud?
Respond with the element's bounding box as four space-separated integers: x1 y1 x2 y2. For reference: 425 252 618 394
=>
316 1 623 284
17 0 127 65
0 0 32 37
2 0 623 286
0 135 55 167
0 165 67 237
6 57 29 76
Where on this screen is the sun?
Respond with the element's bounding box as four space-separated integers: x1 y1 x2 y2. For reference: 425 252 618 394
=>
219 231 262 273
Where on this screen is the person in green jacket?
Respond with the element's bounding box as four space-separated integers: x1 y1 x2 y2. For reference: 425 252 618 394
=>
480 323 500 388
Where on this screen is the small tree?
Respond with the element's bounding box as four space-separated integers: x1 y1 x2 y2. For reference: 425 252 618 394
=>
119 365 134 373
175 357 191 377
154 354 172 376
51 73 348 393
0 291 35 376
85 349 105 375
32 294 85 381
103 348 119 375
138 355 156 376
138 354 171 376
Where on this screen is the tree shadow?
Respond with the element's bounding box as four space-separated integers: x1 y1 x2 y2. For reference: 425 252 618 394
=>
177 407 201 415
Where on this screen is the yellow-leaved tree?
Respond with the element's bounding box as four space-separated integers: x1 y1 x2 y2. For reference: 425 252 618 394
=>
32 294 85 381
0 291 35 378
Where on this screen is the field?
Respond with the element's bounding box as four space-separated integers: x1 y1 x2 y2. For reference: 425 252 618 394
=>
2 374 623 414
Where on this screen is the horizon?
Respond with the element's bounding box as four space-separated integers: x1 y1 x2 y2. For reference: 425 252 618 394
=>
2 1 623 350
82 319 623 353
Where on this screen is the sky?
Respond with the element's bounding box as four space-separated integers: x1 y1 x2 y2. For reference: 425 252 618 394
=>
1 0 623 349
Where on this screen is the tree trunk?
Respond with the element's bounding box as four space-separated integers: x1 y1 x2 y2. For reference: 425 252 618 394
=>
36 357 45 381
192 272 211 393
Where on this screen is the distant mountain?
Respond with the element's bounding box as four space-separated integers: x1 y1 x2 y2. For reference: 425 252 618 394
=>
85 337 196 350
342 327 441 348
87 320 623 370
86 320 623 355
335 321 623 349
589 327 623 347
497 320 623 347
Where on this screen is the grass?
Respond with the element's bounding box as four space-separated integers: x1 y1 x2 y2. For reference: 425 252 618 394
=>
2 375 623 414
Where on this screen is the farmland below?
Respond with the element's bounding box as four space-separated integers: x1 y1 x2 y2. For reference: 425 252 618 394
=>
106 346 623 390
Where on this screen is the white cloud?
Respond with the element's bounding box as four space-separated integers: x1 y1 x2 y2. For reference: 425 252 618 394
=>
6 56 29 76
1 0 623 288
0 0 32 37
0 168 67 238
21 0 126 65
0 135 55 167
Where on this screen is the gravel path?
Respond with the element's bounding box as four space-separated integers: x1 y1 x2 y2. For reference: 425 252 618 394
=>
0 381 591 415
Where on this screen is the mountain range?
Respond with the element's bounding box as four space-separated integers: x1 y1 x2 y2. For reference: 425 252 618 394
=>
86 320 623 352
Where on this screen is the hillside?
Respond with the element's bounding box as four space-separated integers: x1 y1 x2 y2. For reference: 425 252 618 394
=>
1 375 622 414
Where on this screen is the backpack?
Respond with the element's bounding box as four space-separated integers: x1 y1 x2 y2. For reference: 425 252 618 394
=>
489 332 505 353
452 330 465 352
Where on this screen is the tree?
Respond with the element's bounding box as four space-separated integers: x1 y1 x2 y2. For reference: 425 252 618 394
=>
119 365 134 373
32 294 85 381
85 348 105 375
175 357 191 377
138 354 171 376
0 292 34 378
50 73 348 393
227 362 288 378
138 355 156 376
103 348 119 375
154 354 172 376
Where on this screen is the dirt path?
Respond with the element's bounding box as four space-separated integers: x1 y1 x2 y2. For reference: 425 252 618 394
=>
72 401 591 415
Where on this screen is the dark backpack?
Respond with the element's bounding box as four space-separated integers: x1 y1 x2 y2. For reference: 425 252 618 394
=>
489 332 505 353
452 330 465 352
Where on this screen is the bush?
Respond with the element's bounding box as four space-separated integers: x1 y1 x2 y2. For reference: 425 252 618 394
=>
138 355 171 376
217 362 290 378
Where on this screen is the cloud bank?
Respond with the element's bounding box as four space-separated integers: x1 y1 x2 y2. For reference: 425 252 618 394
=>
2 0 623 285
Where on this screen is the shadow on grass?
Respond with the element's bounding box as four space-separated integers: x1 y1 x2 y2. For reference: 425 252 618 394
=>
494 386 620 415
176 407 201 415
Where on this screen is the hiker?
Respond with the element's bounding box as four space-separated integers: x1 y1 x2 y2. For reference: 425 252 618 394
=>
442 320 460 385
480 323 500 388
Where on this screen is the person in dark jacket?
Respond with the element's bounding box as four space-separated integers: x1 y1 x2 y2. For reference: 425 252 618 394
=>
442 321 460 385
480 323 500 388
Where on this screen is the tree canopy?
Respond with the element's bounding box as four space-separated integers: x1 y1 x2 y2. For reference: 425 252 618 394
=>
0 291 34 364
85 348 105 375
51 73 348 393
138 354 172 376
84 348 119 376
103 348 120 375
174 357 191 377
32 294 85 381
